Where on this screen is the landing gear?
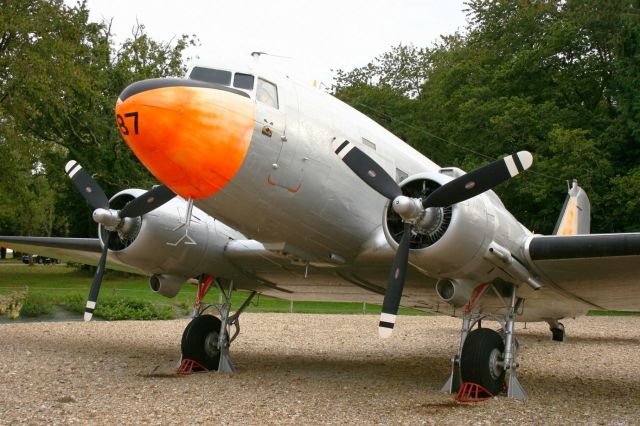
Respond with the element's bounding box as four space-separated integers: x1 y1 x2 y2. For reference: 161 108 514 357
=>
548 320 565 342
441 283 527 399
460 328 505 395
181 315 225 370
180 277 256 374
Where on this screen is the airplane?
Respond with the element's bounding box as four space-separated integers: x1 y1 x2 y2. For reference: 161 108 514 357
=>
2 55 640 399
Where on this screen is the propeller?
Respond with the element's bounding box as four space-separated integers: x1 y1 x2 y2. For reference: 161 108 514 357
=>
64 160 176 320
333 140 533 337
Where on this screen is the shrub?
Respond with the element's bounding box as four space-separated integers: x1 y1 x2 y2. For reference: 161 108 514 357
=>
94 296 177 320
20 303 43 317
61 293 177 320
61 293 86 314
0 288 28 319
20 293 56 317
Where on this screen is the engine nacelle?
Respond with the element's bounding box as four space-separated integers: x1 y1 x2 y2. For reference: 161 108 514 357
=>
99 189 244 291
149 274 184 298
383 170 533 284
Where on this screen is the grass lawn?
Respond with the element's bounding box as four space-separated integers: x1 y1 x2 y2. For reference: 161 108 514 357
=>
1 264 636 320
0 264 427 319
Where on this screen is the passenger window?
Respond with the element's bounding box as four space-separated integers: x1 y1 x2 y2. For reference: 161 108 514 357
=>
233 73 255 90
189 67 232 86
257 78 278 109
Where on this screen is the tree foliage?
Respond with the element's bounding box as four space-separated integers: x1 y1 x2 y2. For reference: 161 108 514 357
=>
0 0 195 237
334 0 640 233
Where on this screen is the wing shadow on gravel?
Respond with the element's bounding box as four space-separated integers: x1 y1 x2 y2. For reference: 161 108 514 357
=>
522 374 640 402
517 331 640 345
233 352 453 387
5 330 452 388
3 329 182 361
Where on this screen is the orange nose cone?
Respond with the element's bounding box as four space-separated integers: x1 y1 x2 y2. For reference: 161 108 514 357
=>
115 79 255 199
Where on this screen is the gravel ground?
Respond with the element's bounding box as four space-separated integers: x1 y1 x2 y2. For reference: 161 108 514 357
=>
1 314 639 425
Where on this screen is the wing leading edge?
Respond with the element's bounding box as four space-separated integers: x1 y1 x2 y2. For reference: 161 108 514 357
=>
526 233 640 311
0 236 144 274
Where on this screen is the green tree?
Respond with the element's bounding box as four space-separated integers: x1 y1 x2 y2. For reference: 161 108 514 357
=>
334 0 640 233
0 0 196 237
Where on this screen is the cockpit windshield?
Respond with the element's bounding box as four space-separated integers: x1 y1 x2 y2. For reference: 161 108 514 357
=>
189 67 255 91
189 67 231 85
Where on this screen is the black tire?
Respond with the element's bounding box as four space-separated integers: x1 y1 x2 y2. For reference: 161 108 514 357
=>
551 323 565 342
460 328 506 395
181 315 225 371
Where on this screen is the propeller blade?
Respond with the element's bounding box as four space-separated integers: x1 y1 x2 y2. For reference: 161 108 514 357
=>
333 140 402 200
65 160 109 210
379 222 412 338
118 184 176 218
423 151 533 208
84 232 110 321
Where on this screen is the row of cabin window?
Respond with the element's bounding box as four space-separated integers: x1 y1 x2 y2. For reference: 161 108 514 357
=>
189 67 278 109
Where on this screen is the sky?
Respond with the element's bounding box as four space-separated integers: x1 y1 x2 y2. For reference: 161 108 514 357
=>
79 0 468 85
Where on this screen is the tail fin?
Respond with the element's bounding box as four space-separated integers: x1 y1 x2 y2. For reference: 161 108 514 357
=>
553 180 591 235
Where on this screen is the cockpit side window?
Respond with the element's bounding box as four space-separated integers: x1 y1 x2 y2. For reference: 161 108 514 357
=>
189 67 232 85
256 78 278 109
233 73 255 90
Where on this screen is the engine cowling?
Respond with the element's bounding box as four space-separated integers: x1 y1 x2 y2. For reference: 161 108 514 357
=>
98 189 243 292
382 170 533 285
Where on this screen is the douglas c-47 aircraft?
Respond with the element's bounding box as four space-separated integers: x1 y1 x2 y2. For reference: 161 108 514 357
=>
3 57 640 399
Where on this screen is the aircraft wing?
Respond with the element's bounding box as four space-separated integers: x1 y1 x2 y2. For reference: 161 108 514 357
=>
0 236 145 274
526 233 640 311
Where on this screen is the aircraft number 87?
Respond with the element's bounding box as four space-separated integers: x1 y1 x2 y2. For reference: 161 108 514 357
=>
116 112 139 135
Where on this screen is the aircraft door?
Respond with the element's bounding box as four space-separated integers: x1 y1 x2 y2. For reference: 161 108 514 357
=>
255 77 303 191
256 77 286 142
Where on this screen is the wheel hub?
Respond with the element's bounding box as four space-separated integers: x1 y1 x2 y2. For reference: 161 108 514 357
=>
204 330 221 358
489 348 503 380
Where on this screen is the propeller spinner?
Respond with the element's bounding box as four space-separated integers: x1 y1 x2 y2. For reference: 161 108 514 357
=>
64 160 176 321
333 141 533 337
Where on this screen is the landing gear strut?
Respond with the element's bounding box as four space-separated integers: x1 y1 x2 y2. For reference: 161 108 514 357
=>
180 277 256 374
441 283 527 399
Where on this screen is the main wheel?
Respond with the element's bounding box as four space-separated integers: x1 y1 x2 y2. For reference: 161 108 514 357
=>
460 328 506 395
181 315 226 370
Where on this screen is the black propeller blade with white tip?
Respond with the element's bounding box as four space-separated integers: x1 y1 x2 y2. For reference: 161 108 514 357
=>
65 160 176 321
333 140 402 200
379 222 411 338
65 160 109 210
84 232 110 321
333 142 533 337
421 152 533 208
119 184 176 218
